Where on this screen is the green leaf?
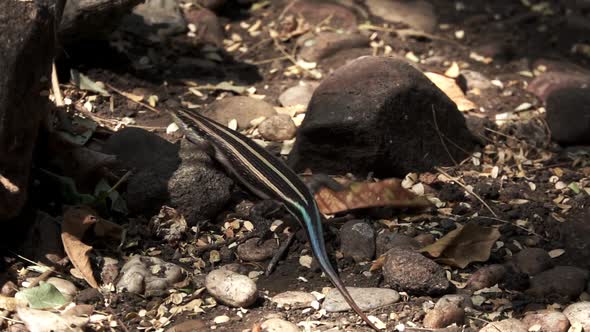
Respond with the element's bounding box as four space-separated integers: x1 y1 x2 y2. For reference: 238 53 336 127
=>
15 283 68 309
569 182 581 194
70 69 110 96
54 114 97 146
93 179 128 215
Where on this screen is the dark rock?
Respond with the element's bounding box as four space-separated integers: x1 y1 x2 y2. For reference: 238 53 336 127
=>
527 266 589 300
194 0 226 11
120 0 186 43
287 56 477 178
76 288 101 304
527 70 590 103
103 128 233 224
203 96 277 130
237 238 278 262
165 320 207 332
298 32 368 62
545 87 590 145
19 212 65 265
376 231 420 256
511 248 553 276
168 139 234 224
183 7 225 47
558 214 590 270
383 248 450 295
60 0 142 43
286 1 358 31
0 0 58 220
340 220 376 262
365 0 437 33
465 264 507 291
413 233 436 247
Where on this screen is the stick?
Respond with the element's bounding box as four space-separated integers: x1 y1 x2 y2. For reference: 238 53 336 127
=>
51 61 64 107
105 83 160 114
435 167 498 218
265 232 296 276
432 106 457 165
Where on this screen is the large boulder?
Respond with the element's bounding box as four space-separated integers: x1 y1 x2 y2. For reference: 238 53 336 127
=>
0 0 61 220
288 56 477 178
102 128 233 224
60 0 143 44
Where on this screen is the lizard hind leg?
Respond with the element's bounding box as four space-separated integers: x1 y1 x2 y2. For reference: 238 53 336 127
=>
304 173 345 194
247 200 284 245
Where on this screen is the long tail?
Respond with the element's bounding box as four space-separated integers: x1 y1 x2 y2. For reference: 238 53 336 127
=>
312 242 380 330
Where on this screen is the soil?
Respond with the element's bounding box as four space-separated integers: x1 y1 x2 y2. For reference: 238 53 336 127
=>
4 0 590 331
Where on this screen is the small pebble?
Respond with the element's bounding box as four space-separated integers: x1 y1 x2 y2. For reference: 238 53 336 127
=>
383 248 449 295
340 220 376 262
322 287 400 312
563 301 590 331
376 231 420 256
258 114 297 141
205 269 257 308
527 266 589 299
260 318 299 332
480 318 528 332
522 310 570 332
237 238 278 262
213 315 230 324
46 277 77 302
465 264 506 291
271 291 316 309
511 248 552 276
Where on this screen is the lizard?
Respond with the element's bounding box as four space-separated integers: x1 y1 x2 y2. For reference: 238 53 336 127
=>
169 108 379 331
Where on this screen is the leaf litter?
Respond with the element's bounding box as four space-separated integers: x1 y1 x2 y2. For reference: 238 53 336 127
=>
4 1 590 331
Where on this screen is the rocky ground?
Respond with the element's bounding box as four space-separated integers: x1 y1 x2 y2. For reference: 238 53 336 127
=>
2 0 590 331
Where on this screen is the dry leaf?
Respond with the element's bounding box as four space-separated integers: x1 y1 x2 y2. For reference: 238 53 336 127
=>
62 206 120 288
425 72 476 111
62 206 99 288
420 223 501 268
369 255 386 272
314 178 431 215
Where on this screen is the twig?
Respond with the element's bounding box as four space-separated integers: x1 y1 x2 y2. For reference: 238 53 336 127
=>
435 167 498 218
108 170 132 195
476 216 547 240
51 61 64 107
28 266 56 288
105 83 160 114
270 35 321 79
278 0 299 21
250 55 290 65
0 315 23 324
265 232 296 276
194 232 260 254
432 106 457 166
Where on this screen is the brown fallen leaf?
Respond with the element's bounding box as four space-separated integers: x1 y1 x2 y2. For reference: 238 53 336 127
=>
419 223 501 268
424 72 477 112
61 206 121 288
369 255 386 272
314 178 431 215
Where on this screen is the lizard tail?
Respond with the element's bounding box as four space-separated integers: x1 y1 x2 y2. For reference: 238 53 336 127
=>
313 246 381 331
